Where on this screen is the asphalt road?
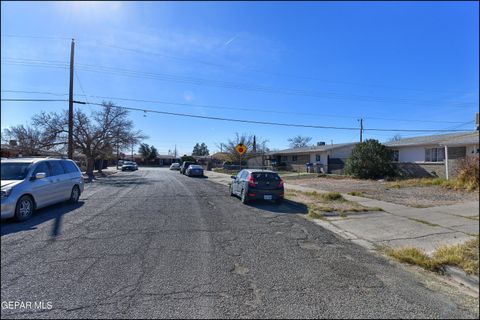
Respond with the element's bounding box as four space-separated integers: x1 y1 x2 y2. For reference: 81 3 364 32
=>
1 168 476 319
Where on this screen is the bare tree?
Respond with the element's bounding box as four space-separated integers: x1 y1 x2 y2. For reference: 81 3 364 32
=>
287 135 312 148
1 124 60 156
388 134 402 142
32 101 146 180
217 133 269 163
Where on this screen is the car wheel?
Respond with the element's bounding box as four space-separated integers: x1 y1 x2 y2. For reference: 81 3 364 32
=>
241 189 248 204
70 185 81 204
15 195 34 221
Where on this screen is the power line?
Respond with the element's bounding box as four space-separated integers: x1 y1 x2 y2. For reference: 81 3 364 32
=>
1 98 85 104
2 89 475 125
1 90 69 96
3 58 477 108
80 100 470 133
2 34 471 95
87 42 470 95
1 34 72 40
1 98 68 102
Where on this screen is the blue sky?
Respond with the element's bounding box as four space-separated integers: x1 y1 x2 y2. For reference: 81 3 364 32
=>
1 1 478 156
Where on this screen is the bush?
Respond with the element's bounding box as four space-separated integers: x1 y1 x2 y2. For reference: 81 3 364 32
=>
345 139 396 179
453 156 479 191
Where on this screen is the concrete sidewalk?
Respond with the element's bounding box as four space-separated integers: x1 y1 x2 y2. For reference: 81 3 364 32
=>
205 170 479 254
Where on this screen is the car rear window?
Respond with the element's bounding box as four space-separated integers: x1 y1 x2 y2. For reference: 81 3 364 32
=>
61 160 79 173
252 172 280 181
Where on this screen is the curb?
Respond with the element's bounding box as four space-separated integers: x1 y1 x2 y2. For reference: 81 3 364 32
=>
444 266 479 294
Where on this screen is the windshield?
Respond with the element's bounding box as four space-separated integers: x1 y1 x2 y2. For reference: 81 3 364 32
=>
1 162 32 180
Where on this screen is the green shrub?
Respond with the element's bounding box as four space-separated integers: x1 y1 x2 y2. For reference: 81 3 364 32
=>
345 139 396 179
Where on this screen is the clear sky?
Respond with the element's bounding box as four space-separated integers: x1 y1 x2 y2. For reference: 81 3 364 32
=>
1 1 478 156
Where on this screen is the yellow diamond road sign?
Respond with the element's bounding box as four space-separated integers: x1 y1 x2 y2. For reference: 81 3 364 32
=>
235 143 247 155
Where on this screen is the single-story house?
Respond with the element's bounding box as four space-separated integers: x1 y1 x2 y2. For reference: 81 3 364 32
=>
384 131 479 179
265 143 357 173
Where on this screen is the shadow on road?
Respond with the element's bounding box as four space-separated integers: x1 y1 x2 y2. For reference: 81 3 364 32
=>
1 202 84 238
246 199 308 215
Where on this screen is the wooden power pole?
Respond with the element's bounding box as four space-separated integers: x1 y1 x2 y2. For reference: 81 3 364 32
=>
68 39 75 159
359 118 363 143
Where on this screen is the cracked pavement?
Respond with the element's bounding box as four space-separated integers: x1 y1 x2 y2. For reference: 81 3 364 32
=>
1 168 477 318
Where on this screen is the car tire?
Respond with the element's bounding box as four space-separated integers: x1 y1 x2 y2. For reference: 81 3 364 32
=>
15 195 34 221
70 185 81 204
241 189 248 204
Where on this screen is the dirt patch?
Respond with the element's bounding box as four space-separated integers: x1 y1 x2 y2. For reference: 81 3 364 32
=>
286 177 479 207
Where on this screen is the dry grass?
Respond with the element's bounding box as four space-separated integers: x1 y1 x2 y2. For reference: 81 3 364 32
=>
347 191 364 197
385 236 479 276
433 236 479 276
286 189 382 217
385 247 437 271
387 177 447 189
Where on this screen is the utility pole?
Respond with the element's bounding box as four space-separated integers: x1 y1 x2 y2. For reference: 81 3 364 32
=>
116 128 120 169
174 144 177 159
68 39 75 159
359 118 363 143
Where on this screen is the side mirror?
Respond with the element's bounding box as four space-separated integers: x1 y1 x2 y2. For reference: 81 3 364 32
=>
32 172 46 180
230 175 236 179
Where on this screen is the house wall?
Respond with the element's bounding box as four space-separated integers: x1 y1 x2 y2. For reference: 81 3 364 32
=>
466 144 479 157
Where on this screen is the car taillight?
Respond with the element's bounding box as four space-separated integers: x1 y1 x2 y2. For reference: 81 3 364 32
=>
278 178 284 188
248 175 256 187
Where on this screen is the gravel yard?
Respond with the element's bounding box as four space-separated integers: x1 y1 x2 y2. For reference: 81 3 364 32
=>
284 176 479 207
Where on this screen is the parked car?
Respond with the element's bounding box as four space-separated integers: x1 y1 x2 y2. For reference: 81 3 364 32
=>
230 169 284 204
186 164 204 177
169 163 181 170
1 158 84 221
180 161 196 175
121 161 138 171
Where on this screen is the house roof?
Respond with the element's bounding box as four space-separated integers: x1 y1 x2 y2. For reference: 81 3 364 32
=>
267 143 357 155
384 131 479 147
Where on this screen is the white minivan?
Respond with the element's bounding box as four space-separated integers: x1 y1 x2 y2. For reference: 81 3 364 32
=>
1 158 84 221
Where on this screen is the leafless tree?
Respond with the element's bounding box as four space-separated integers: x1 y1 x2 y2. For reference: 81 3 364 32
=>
1 124 60 155
32 101 146 180
217 133 269 163
287 135 312 148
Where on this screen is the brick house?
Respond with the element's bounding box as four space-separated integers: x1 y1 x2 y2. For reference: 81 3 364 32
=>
384 131 479 179
265 143 357 173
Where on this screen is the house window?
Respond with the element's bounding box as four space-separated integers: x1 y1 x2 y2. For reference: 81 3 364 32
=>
315 154 321 162
282 156 288 161
425 148 445 162
292 155 298 162
391 150 399 162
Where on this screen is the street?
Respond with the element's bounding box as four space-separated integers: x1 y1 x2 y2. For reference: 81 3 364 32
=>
1 168 476 318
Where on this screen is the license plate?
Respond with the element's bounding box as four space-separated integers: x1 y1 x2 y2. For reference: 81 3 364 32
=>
264 195 272 200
